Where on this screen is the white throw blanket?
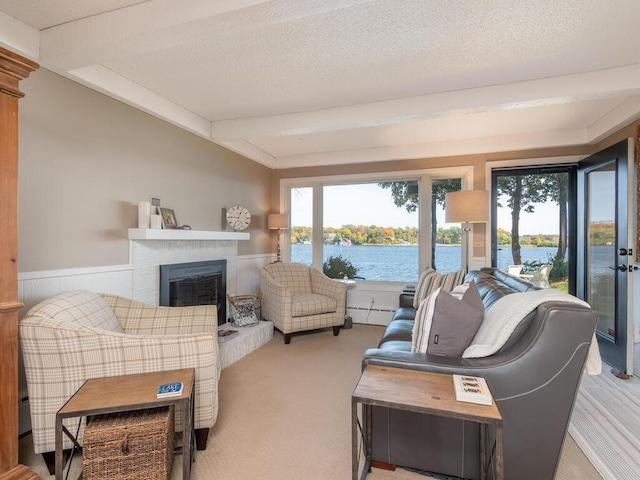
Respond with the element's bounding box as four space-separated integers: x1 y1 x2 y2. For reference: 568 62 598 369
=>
463 289 602 375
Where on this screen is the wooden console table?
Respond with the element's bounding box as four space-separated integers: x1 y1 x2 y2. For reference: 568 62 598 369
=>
351 365 503 480
55 368 195 480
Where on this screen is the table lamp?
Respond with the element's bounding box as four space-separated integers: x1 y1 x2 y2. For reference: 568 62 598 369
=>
445 190 489 272
268 214 288 263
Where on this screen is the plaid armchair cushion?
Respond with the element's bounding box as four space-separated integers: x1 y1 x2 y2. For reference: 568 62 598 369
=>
292 293 337 317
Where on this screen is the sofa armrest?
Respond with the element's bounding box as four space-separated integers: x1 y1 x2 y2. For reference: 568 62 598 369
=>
363 348 473 372
399 292 415 308
259 269 292 323
100 294 217 335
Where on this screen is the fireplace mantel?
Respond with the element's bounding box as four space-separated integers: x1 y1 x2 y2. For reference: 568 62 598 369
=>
128 228 249 241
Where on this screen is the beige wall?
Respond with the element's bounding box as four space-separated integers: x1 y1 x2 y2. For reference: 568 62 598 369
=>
17 69 272 272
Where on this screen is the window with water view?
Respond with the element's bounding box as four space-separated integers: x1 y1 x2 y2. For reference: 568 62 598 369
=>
288 176 465 283
492 169 571 291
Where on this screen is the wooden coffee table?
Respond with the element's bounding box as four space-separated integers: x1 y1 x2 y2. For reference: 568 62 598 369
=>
55 368 195 480
352 365 503 480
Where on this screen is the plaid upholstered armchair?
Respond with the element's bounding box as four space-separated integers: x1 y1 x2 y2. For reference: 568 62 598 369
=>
259 262 347 344
19 289 219 472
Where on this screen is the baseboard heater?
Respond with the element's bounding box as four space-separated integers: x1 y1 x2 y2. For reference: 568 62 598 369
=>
348 307 394 313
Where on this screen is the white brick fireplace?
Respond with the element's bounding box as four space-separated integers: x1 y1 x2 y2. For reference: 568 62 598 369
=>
128 233 243 306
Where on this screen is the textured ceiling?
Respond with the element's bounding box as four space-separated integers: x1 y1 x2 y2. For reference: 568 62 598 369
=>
1 0 640 168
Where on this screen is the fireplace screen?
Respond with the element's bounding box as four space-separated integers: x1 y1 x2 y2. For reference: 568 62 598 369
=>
159 260 226 326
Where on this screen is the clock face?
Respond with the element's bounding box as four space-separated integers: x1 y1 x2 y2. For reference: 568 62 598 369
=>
226 205 251 231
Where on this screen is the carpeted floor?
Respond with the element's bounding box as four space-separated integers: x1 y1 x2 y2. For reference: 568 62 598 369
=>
20 324 603 479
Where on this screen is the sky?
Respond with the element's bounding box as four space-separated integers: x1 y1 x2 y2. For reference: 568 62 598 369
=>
290 184 568 235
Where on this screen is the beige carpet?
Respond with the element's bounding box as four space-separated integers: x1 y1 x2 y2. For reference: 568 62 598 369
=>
20 324 602 479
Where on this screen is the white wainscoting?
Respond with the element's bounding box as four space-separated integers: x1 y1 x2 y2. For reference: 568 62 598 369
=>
346 281 404 326
18 264 134 317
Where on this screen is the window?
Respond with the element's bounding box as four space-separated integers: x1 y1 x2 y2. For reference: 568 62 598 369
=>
491 166 575 292
431 178 462 273
321 182 419 282
283 168 472 283
290 187 313 265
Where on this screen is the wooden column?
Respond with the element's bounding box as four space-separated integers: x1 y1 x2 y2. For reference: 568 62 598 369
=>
0 46 39 480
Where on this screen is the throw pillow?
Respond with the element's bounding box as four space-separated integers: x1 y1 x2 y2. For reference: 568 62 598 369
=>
438 269 467 292
411 280 484 356
412 268 438 309
450 281 471 299
411 286 441 352
412 269 467 309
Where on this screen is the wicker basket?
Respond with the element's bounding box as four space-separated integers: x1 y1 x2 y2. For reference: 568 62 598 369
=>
83 406 175 480
227 293 262 326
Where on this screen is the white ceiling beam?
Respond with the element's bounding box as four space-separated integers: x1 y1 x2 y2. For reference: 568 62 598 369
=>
587 95 640 144
39 0 371 71
0 10 39 61
217 140 277 169
272 129 590 169
211 64 640 140
68 65 211 138
39 0 276 70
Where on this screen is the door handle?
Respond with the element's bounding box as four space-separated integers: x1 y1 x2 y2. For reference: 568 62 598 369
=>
610 265 628 272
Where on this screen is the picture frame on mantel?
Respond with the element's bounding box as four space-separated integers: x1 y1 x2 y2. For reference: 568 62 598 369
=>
159 207 178 229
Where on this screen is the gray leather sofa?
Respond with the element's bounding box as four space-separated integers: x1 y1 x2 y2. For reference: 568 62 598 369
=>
362 268 598 480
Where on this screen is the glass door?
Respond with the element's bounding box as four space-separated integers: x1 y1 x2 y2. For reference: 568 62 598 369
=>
577 140 631 374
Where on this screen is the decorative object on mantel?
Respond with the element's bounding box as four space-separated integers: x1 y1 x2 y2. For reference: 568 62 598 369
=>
138 201 151 228
268 213 288 262
226 204 251 231
159 207 178 229
444 190 489 272
150 214 162 229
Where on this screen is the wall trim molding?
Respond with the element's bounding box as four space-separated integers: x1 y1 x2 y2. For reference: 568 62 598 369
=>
18 264 133 281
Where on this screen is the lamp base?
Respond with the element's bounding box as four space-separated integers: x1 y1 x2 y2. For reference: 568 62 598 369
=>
273 230 282 263
275 240 282 263
463 225 471 273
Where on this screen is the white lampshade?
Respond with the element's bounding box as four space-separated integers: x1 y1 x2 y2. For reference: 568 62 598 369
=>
268 214 288 230
445 190 489 224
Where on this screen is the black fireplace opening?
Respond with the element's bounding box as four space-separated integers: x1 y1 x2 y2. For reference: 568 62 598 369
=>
159 259 226 326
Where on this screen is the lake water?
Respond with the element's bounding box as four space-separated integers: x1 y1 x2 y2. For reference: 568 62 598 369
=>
291 244 561 282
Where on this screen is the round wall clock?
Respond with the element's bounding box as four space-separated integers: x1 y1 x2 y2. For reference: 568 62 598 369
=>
226 204 251 231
